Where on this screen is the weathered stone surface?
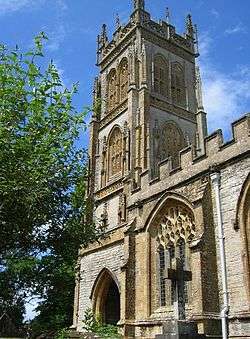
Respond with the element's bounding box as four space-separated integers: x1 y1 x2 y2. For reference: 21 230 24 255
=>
74 1 250 338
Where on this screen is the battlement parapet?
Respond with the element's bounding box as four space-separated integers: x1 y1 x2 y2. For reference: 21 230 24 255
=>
131 114 250 203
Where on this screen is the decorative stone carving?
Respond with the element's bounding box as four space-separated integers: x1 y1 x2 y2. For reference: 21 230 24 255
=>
153 54 169 97
100 202 108 228
119 58 129 102
101 137 107 188
156 205 196 247
150 95 196 122
123 121 130 173
142 30 194 63
95 179 124 201
118 193 127 223
108 127 123 178
171 62 187 108
134 0 145 10
153 120 186 171
107 69 117 111
135 109 142 169
100 100 128 130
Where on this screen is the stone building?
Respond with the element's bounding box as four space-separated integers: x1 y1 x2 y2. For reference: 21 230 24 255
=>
72 1 250 338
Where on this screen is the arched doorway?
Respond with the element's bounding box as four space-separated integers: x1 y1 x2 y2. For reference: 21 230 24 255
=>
104 280 120 324
91 268 121 325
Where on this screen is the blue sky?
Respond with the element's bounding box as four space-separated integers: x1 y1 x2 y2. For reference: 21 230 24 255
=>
1 0 249 319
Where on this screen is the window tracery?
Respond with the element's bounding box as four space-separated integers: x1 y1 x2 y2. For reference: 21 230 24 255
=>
171 63 186 107
119 58 128 102
156 205 196 247
108 127 123 178
156 204 195 308
107 69 117 111
154 55 169 97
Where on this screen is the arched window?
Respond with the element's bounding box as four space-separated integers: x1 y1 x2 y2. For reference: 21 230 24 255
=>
119 58 128 102
155 204 195 316
153 120 186 173
171 63 186 107
154 55 169 96
107 69 117 111
108 127 123 178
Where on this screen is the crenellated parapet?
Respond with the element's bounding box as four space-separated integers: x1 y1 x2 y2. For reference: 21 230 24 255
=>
92 114 249 205
129 114 250 203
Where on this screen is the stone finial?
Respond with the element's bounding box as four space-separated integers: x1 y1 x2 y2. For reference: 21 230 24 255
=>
92 76 98 108
195 66 204 111
102 136 107 152
134 0 145 10
166 7 170 24
100 24 108 45
194 24 199 55
186 14 195 37
115 13 121 30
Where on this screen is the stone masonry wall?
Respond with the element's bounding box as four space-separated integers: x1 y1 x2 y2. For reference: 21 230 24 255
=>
211 157 250 338
77 242 124 332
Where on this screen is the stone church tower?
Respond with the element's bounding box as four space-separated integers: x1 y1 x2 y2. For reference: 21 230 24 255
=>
72 1 250 338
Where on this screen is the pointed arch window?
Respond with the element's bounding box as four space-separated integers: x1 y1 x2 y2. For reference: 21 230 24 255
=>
153 120 186 175
119 58 128 102
154 55 169 96
108 127 123 178
156 204 195 312
171 63 186 107
107 69 117 111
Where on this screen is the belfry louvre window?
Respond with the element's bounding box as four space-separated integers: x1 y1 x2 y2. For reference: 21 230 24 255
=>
119 59 128 102
171 63 186 107
107 69 117 111
154 55 168 96
108 127 123 178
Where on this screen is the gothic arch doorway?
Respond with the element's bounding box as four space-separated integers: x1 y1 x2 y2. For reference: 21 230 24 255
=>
91 268 121 325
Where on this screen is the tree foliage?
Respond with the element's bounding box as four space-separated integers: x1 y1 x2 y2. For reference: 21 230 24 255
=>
0 33 97 334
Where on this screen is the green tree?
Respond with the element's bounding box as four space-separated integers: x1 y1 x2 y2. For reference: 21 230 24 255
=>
0 33 98 334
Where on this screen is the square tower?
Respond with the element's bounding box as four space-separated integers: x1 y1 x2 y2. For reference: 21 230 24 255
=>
87 1 205 233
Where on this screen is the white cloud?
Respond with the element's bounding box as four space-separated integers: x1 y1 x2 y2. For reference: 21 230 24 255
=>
0 0 67 15
198 32 212 58
46 24 66 52
56 0 67 11
225 23 247 35
210 9 219 19
198 33 250 136
0 0 42 15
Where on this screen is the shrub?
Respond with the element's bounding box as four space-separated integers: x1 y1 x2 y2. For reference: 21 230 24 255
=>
82 308 121 338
